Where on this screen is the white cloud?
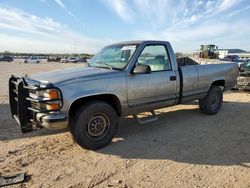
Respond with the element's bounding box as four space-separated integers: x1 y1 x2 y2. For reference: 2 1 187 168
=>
53 0 85 27
219 0 239 12
136 20 250 52
133 0 170 25
190 15 198 22
103 0 135 23
0 7 65 37
1 0 249 53
172 0 223 26
54 0 65 8
102 0 249 51
0 33 107 54
226 4 250 17
0 7 108 53
105 0 244 28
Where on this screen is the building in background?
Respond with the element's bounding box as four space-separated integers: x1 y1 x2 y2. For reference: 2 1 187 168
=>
216 49 250 59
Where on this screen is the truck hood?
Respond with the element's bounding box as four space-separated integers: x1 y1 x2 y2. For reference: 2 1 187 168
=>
30 66 124 85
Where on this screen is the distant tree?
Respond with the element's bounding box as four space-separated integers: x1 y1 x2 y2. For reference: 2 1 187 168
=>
175 52 184 57
3 51 11 55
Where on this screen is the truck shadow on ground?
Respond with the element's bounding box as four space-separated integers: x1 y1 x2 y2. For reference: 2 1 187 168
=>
0 104 66 141
98 101 250 166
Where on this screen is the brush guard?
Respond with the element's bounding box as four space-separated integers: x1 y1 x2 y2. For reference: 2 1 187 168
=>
9 74 66 133
9 75 34 133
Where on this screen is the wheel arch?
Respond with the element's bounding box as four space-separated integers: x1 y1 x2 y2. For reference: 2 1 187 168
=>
211 79 225 90
68 94 122 122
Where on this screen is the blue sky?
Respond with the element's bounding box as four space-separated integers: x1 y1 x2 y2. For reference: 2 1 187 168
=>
0 0 249 53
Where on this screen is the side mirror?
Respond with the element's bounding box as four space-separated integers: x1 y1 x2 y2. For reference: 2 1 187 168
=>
132 64 151 74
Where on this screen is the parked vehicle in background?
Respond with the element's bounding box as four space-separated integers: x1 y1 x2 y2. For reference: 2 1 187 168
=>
0 55 14 62
222 55 244 66
222 55 239 62
63 57 79 63
24 56 40 64
47 57 61 62
235 60 250 90
61 57 87 63
60 57 68 63
236 59 245 67
9 40 238 150
78 57 87 63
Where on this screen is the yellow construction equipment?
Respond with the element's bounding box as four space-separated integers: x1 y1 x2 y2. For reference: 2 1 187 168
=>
194 44 219 59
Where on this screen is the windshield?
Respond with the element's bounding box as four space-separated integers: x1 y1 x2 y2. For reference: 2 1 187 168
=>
90 44 138 70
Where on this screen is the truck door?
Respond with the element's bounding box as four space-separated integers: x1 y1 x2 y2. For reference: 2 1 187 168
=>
126 44 178 108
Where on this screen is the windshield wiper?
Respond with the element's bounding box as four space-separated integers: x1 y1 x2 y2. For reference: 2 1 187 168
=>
95 61 113 70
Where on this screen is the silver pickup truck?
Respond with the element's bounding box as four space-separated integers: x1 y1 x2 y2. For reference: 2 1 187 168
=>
9 40 238 150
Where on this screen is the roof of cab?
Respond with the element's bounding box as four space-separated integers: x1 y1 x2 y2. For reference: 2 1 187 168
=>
108 40 169 46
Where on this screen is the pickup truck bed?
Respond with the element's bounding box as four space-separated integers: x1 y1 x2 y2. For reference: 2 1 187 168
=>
176 57 237 103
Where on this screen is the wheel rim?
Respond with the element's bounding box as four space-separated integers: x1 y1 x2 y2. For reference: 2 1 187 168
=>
210 92 219 109
86 113 110 140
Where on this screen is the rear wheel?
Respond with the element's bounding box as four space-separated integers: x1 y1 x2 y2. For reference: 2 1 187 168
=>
70 101 118 150
199 85 223 115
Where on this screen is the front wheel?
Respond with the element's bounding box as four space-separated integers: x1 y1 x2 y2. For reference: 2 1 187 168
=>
199 85 223 115
70 101 118 150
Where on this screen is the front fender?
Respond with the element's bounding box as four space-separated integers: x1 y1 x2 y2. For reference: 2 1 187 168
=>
55 76 127 114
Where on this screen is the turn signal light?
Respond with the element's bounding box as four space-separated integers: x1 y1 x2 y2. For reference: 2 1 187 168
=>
45 89 60 99
46 103 60 110
40 102 61 111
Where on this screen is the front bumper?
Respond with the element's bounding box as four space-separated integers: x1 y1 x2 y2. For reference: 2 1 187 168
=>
36 113 68 130
9 75 68 132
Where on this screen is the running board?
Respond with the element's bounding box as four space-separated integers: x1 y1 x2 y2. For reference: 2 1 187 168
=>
133 111 159 124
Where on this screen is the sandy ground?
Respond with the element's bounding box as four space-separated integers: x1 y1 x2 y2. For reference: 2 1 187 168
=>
0 61 250 188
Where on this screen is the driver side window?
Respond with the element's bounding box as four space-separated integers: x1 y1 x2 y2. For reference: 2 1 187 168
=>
137 45 171 71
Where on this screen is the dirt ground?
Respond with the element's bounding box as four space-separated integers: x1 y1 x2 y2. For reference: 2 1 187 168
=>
0 61 250 188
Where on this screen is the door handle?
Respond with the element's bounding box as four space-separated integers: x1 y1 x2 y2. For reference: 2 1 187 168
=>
170 76 176 81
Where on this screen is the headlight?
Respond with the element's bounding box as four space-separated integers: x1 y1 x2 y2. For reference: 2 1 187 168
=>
37 89 60 99
35 88 62 111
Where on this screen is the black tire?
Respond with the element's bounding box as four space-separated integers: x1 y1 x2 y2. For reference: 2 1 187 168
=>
199 85 223 115
70 101 118 150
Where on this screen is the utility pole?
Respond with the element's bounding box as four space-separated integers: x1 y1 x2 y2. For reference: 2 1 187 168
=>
74 33 77 53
